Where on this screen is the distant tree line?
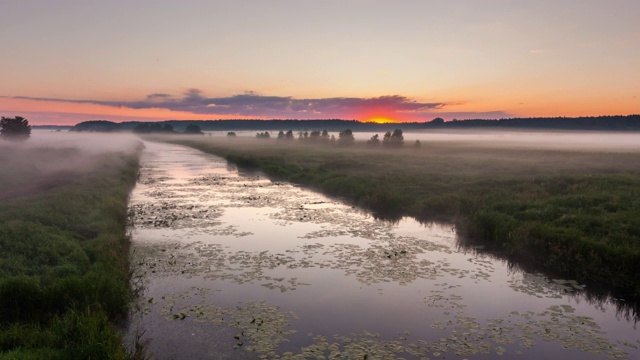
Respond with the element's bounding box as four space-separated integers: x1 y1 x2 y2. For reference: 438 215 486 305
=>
132 122 203 134
70 115 640 133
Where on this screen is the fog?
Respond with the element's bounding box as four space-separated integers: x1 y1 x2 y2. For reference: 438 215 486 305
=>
207 129 640 152
3 128 639 202
25 129 142 154
0 130 142 201
397 130 640 152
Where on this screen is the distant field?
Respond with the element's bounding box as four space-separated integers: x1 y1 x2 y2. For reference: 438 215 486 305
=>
152 132 640 302
0 134 142 359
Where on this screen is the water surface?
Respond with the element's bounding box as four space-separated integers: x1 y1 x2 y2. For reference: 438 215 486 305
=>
126 141 639 359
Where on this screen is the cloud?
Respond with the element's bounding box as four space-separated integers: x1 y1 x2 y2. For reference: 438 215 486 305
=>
8 90 451 120
529 49 547 54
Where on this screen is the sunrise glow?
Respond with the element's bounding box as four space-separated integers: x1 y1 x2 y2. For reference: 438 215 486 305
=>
0 1 638 125
367 117 399 124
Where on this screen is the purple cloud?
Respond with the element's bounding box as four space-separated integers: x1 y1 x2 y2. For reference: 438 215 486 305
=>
7 90 511 121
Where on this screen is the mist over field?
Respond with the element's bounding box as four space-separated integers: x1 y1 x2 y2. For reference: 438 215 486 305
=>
0 130 141 201
23 129 141 153
205 129 640 152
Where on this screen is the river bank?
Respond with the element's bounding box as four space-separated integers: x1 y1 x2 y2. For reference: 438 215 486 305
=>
0 133 143 359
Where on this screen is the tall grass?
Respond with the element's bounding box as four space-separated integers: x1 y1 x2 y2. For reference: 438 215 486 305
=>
0 145 142 359
155 135 640 302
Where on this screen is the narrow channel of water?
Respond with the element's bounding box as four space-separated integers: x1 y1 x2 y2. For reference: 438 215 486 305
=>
126 141 639 359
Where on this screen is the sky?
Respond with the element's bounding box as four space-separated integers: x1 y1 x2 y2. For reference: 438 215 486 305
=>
1 0 639 125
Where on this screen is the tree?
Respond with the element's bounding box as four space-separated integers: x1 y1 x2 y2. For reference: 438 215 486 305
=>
227 132 237 137
162 124 175 133
321 130 330 143
285 130 294 140
184 124 203 134
367 134 381 147
1 116 31 141
133 123 151 133
338 128 355 145
133 122 175 134
383 128 404 148
309 130 320 141
256 131 270 139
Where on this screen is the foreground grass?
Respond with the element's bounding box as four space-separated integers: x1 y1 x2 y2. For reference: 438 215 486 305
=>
0 143 142 359
154 134 640 301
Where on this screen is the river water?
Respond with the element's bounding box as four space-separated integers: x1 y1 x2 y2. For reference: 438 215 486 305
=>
126 141 639 359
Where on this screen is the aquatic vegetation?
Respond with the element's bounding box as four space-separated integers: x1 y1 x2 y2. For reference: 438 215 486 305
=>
157 135 640 301
128 163 495 289
127 141 639 359
147 286 630 359
508 272 586 299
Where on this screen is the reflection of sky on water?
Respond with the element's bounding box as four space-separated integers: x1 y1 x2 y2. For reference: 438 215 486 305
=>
126 141 640 359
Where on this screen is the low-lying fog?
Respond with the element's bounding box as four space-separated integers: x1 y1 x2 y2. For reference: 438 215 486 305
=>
21 129 142 154
0 130 142 200
208 129 640 152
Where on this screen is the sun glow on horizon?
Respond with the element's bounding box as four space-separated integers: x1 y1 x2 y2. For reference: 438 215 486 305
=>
366 117 399 124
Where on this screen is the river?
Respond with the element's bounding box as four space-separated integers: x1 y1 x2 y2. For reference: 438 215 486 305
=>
125 141 639 359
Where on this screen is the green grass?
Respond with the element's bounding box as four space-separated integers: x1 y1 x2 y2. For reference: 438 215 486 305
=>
0 144 143 359
154 134 640 301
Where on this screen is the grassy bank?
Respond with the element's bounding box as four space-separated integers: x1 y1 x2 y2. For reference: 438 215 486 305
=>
0 143 142 359
154 135 640 301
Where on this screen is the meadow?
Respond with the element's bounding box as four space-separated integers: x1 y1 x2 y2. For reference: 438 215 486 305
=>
0 136 142 359
154 132 640 303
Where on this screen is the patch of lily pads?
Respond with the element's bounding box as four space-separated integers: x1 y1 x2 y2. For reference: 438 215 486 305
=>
509 272 587 299
126 143 637 359
147 287 629 359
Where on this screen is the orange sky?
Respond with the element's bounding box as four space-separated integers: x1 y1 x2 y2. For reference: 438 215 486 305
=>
1 1 638 125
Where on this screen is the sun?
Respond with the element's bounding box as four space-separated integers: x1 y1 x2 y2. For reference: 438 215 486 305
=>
366 117 398 124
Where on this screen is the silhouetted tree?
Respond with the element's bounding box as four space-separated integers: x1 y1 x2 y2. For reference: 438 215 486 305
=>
162 124 175 133
414 140 421 148
383 129 404 148
256 131 270 139
277 130 285 139
338 129 355 145
133 122 176 134
227 132 236 137
309 130 320 141
430 117 445 125
184 124 203 134
321 129 330 143
133 123 151 133
1 116 31 141
285 130 294 140
367 134 380 147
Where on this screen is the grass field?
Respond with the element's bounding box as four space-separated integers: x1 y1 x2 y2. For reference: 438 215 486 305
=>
0 139 142 359
153 133 640 302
